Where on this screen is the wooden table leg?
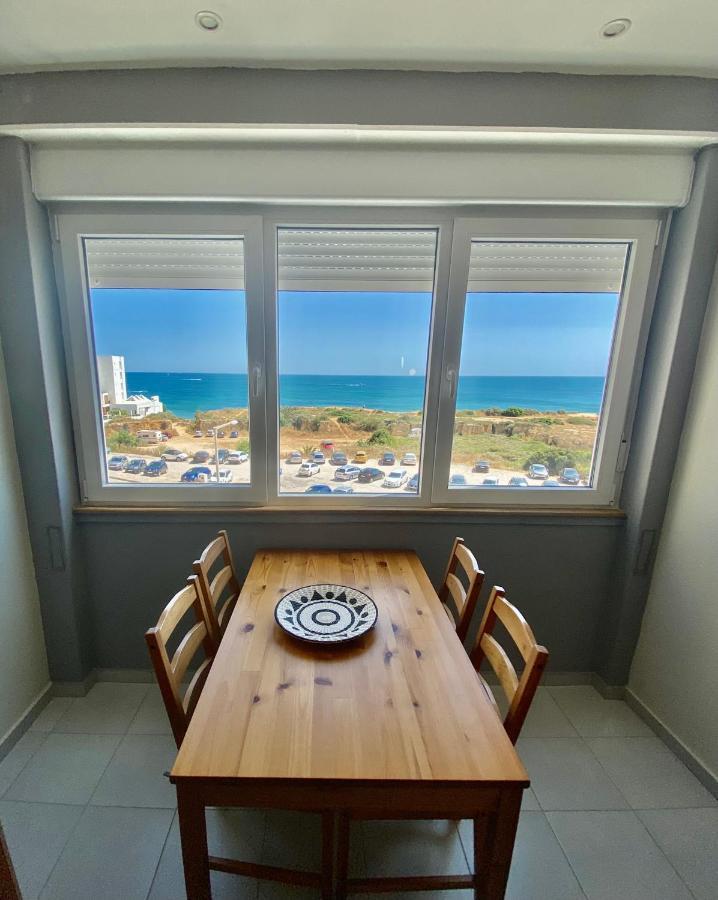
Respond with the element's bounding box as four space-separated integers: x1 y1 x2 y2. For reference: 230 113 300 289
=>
474 790 522 899
321 811 336 900
177 785 211 900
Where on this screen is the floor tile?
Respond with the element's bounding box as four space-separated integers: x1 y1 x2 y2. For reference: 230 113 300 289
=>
127 685 173 735
517 688 579 738
587 737 718 809
362 819 468 878
261 809 342 874
29 699 76 733
90 733 177 808
547 810 693 900
52 682 149 734
0 801 83 899
520 787 540 810
638 808 718 900
549 686 652 738
40 805 173 900
459 811 585 899
0 730 46 796
518 738 628 811
5 733 121 804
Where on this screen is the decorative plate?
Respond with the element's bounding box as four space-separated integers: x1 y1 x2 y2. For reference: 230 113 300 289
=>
274 584 378 644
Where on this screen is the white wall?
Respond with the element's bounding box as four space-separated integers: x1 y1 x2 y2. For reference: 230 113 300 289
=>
0 336 50 740
629 261 718 780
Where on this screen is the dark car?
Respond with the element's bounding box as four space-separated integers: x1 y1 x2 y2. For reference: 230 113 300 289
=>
473 460 490 473
449 473 468 486
213 448 229 464
560 467 581 485
406 473 420 492
330 451 348 466
181 466 212 483
357 467 384 483
193 450 211 463
379 451 396 466
125 458 147 475
509 476 529 487
144 459 168 477
217 430 226 438
230 430 239 439
304 484 333 494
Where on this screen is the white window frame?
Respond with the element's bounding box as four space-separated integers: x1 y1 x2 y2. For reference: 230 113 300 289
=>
52 210 268 505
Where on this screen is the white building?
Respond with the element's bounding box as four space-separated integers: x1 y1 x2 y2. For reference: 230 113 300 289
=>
97 355 127 404
110 394 164 419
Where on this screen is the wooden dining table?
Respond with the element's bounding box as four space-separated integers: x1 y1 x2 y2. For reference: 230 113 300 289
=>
170 548 529 899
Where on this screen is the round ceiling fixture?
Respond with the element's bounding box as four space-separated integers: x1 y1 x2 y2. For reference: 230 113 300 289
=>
601 18 632 39
195 10 222 31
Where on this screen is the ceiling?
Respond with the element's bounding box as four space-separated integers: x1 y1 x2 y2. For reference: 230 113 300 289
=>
2 1 718 77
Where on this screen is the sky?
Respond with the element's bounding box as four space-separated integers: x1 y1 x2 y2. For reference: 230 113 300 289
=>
91 288 619 376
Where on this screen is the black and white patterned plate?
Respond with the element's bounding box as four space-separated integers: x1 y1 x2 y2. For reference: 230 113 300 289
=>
274 584 378 644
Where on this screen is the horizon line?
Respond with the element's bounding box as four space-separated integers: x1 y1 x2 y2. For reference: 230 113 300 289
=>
124 370 606 378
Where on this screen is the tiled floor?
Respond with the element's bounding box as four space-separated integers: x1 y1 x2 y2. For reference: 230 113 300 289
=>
0 682 715 899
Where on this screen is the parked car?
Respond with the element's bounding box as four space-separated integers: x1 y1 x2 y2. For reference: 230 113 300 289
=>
383 469 408 489
560 467 581 485
528 463 549 480
193 450 211 463
181 466 212 483
206 429 215 437
161 448 188 462
227 450 249 465
543 478 560 487
217 430 226 438
312 451 326 464
482 477 500 486
144 460 168 477
334 464 361 481
330 451 348 466
124 458 147 475
212 448 229 464
304 484 332 494
379 451 396 466
473 460 491 473
332 484 355 494
320 440 335 452
400 452 417 466
230 430 239 439
353 450 368 464
286 450 303 464
509 476 529 487
210 467 233 483
193 430 203 438
297 462 320 477
107 455 129 471
449 473 468 486
357 467 384 483
406 473 420 491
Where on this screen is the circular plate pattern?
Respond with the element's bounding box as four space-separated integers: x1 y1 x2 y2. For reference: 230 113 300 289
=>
274 584 378 645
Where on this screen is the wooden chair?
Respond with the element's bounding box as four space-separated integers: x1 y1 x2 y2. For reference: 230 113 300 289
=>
145 575 217 748
193 530 241 647
470 585 549 744
0 822 21 900
437 537 485 643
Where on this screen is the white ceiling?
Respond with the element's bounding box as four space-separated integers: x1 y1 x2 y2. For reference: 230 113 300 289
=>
2 0 718 77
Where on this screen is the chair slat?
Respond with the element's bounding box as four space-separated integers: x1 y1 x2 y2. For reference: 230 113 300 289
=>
156 583 199 645
171 620 209 681
445 572 466 613
437 537 485 643
183 656 213 719
217 593 238 631
197 534 226 569
194 530 242 645
210 565 234 600
480 633 519 700
454 541 480 576
493 594 537 662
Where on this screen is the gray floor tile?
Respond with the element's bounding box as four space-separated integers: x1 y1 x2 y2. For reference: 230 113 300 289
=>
521 787 540 810
517 688 579 738
547 810 693 900
5 733 121 804
0 730 46 796
0 801 83 900
549 686 653 738
40 805 173 900
459 811 585 899
52 682 149 734
518 738 628 811
127 685 173 735
362 819 468 878
90 733 177 808
587 737 718 809
29 699 76 733
638 808 718 900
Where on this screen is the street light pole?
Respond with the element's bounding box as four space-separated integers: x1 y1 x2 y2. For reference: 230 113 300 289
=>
213 419 238 484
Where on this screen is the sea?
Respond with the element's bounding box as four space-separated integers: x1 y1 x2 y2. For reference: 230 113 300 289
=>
126 372 604 419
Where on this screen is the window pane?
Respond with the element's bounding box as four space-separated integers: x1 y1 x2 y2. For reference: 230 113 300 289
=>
276 228 437 496
84 237 251 487
449 240 629 490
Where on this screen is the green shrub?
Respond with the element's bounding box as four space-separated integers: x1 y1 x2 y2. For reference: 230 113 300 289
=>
367 428 392 446
501 407 525 417
524 449 579 476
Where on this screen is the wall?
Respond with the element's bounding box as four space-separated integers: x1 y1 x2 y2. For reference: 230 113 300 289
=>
0 337 50 738
629 262 718 780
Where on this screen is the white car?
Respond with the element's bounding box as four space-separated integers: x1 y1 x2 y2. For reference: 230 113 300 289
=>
334 464 361 481
297 461 320 477
383 468 408 488
286 451 303 464
400 452 417 466
227 450 249 464
161 449 188 462
210 467 233 483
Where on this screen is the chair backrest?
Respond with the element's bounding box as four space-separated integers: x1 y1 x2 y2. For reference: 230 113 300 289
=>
469 585 549 744
145 575 216 748
193 529 241 646
437 537 485 642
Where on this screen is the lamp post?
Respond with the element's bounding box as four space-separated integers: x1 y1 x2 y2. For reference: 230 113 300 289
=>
213 419 238 484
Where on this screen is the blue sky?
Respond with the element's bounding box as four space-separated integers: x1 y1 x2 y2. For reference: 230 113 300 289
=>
91 288 618 376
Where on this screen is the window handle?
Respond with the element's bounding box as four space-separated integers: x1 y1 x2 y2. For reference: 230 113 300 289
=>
446 367 457 400
251 365 262 398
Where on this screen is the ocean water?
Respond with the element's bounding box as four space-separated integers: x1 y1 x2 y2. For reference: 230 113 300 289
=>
126 372 604 419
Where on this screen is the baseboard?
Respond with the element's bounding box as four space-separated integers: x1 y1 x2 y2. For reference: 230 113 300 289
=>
0 682 53 762
52 669 97 697
625 688 718 799
94 668 155 683
590 673 627 700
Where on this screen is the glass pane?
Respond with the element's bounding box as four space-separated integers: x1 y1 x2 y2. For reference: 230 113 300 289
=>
276 227 437 496
449 239 629 490
84 237 251 487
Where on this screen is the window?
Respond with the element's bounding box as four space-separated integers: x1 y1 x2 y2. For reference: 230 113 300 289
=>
55 209 661 507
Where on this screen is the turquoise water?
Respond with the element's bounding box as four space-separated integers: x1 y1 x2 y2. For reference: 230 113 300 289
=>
125 372 604 419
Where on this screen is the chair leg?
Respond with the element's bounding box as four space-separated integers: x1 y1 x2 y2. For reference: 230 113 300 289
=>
321 811 335 900
335 813 350 900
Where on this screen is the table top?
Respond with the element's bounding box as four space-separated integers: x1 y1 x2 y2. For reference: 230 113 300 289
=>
171 549 528 787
